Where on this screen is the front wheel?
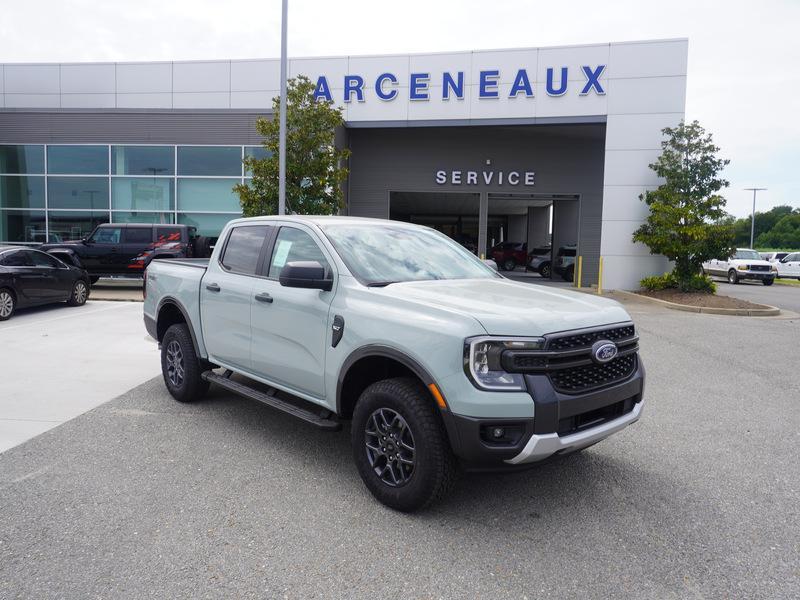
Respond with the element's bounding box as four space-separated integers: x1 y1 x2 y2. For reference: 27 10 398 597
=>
502 259 516 272
562 265 575 282
539 263 552 279
762 278 774 286
161 323 209 402
0 289 15 321
351 377 458 512
67 279 89 306
728 270 739 284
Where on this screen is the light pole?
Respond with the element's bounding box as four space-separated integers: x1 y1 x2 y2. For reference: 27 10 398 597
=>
743 187 766 248
278 0 288 216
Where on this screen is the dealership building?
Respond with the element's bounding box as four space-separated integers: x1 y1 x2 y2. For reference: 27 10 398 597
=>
0 38 687 289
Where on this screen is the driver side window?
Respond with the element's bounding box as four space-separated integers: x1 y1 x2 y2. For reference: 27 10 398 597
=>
266 227 330 279
90 227 122 244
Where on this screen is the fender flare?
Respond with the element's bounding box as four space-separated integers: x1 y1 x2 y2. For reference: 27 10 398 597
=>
156 296 202 358
336 344 437 415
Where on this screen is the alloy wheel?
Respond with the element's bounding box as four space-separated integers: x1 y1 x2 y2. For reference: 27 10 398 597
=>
74 281 87 304
0 292 13 318
165 340 185 388
364 408 416 487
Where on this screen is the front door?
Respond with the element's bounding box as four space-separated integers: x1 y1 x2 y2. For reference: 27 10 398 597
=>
82 226 123 273
200 224 273 371
782 253 800 278
250 225 335 400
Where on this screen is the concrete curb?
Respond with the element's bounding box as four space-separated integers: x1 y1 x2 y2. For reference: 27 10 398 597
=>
613 289 781 316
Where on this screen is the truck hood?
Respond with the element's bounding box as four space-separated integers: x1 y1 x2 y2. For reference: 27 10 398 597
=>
375 278 631 336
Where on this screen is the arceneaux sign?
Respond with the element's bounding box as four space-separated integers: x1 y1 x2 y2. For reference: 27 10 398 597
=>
313 66 606 103
435 170 535 186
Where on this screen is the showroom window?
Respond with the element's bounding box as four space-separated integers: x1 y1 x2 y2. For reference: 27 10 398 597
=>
112 177 174 211
0 145 45 174
0 176 45 209
177 178 241 212
112 212 175 225
112 146 175 176
47 145 108 175
47 177 109 210
48 211 108 242
178 213 236 237
177 146 242 176
0 210 47 244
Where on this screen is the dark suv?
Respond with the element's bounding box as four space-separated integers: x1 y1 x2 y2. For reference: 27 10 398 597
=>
40 223 211 283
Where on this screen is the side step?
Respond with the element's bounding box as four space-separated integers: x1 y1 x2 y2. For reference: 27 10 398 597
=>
202 371 341 431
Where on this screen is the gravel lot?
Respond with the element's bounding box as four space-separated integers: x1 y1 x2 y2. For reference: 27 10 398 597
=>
1 298 798 599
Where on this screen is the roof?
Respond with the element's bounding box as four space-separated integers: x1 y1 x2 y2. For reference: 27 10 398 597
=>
227 215 412 228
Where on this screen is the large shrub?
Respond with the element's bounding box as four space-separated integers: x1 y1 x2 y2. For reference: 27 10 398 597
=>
640 271 716 294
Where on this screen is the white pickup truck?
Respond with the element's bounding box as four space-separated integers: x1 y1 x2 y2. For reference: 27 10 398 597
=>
702 248 776 285
144 216 645 511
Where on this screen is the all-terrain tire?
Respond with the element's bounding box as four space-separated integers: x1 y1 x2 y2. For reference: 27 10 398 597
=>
351 377 458 512
161 323 209 403
67 279 89 306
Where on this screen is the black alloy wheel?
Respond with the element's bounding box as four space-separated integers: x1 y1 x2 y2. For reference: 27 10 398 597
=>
364 408 416 487
160 323 209 402
0 289 15 321
165 340 185 389
540 263 552 278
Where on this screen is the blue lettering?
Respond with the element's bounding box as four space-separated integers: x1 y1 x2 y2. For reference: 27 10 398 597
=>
479 70 500 98
344 75 365 102
546 67 568 96
580 65 606 95
410 73 430 100
442 71 464 100
509 69 533 98
313 76 332 102
375 72 398 101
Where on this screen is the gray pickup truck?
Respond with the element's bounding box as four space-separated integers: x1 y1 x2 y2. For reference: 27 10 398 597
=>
144 216 645 511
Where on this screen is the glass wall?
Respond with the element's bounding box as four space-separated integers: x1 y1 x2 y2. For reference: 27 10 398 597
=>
0 144 269 243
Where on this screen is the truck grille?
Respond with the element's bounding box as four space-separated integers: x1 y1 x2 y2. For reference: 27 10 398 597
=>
749 265 770 272
500 322 639 394
549 354 637 394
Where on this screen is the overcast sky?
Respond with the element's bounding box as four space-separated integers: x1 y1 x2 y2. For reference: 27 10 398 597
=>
1 0 797 217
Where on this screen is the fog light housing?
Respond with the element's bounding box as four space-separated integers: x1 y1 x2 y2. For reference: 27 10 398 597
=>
480 423 525 446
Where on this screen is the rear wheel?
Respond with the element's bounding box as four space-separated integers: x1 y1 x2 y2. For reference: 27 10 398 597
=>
728 269 739 284
0 289 15 321
351 377 457 512
67 279 89 306
502 258 516 272
161 323 209 402
539 263 552 278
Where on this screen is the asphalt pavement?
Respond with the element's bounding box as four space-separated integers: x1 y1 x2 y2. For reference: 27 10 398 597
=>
1 297 798 598
711 277 800 313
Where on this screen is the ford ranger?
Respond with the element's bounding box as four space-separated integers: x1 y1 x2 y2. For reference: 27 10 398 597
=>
144 216 645 511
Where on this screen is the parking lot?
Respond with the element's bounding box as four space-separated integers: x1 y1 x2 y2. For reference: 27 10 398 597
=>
1 294 798 598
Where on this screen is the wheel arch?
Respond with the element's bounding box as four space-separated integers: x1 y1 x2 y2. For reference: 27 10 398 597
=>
156 297 201 357
337 345 440 420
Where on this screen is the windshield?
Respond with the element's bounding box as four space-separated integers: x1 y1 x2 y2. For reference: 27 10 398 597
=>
734 249 761 260
322 223 500 286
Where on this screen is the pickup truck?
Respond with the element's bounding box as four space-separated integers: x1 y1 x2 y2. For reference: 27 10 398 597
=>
144 216 645 511
702 248 776 285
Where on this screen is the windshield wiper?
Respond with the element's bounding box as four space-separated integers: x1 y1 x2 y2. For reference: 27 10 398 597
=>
366 280 402 287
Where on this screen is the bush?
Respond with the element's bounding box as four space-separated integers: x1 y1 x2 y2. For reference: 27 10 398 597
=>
640 272 716 294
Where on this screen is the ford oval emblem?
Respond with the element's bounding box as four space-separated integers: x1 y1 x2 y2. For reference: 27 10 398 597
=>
591 340 618 364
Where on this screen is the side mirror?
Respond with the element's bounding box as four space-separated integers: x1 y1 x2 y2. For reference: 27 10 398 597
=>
82 238 90 245
279 261 333 291
483 259 498 272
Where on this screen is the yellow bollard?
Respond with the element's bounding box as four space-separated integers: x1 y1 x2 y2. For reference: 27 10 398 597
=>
597 256 604 295
575 255 583 288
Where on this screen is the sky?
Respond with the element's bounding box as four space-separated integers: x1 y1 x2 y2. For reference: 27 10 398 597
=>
1 0 798 218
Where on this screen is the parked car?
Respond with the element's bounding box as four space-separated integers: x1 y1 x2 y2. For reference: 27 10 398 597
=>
761 251 790 263
553 245 577 281
702 248 776 285
40 223 211 284
0 246 90 321
526 246 553 278
144 216 645 511
490 241 527 271
775 252 800 280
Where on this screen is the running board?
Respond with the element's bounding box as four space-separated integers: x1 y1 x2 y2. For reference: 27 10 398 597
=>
202 371 341 431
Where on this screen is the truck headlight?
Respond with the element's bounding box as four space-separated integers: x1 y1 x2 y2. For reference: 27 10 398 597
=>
738 265 748 271
771 264 778 272
464 337 544 391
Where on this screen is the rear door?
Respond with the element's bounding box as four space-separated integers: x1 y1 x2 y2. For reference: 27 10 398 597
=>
122 226 154 273
249 224 336 400
200 224 273 371
0 250 40 304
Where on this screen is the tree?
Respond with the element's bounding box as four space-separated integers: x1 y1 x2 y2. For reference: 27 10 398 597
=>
755 210 800 249
731 205 795 247
235 76 350 217
632 120 735 287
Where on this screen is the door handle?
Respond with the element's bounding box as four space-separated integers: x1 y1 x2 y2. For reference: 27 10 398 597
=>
255 292 273 303
206 283 221 292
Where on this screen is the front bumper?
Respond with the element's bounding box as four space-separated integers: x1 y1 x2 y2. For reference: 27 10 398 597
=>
441 358 645 470
737 271 774 281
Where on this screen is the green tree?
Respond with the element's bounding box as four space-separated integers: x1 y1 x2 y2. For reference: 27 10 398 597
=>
755 210 800 248
731 205 795 246
632 120 735 287
235 76 350 217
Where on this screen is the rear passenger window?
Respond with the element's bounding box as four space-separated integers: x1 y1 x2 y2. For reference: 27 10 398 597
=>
221 226 270 275
156 226 182 244
267 227 329 279
123 228 153 244
0 250 31 267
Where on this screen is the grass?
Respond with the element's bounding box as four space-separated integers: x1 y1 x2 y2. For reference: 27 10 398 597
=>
775 278 800 286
